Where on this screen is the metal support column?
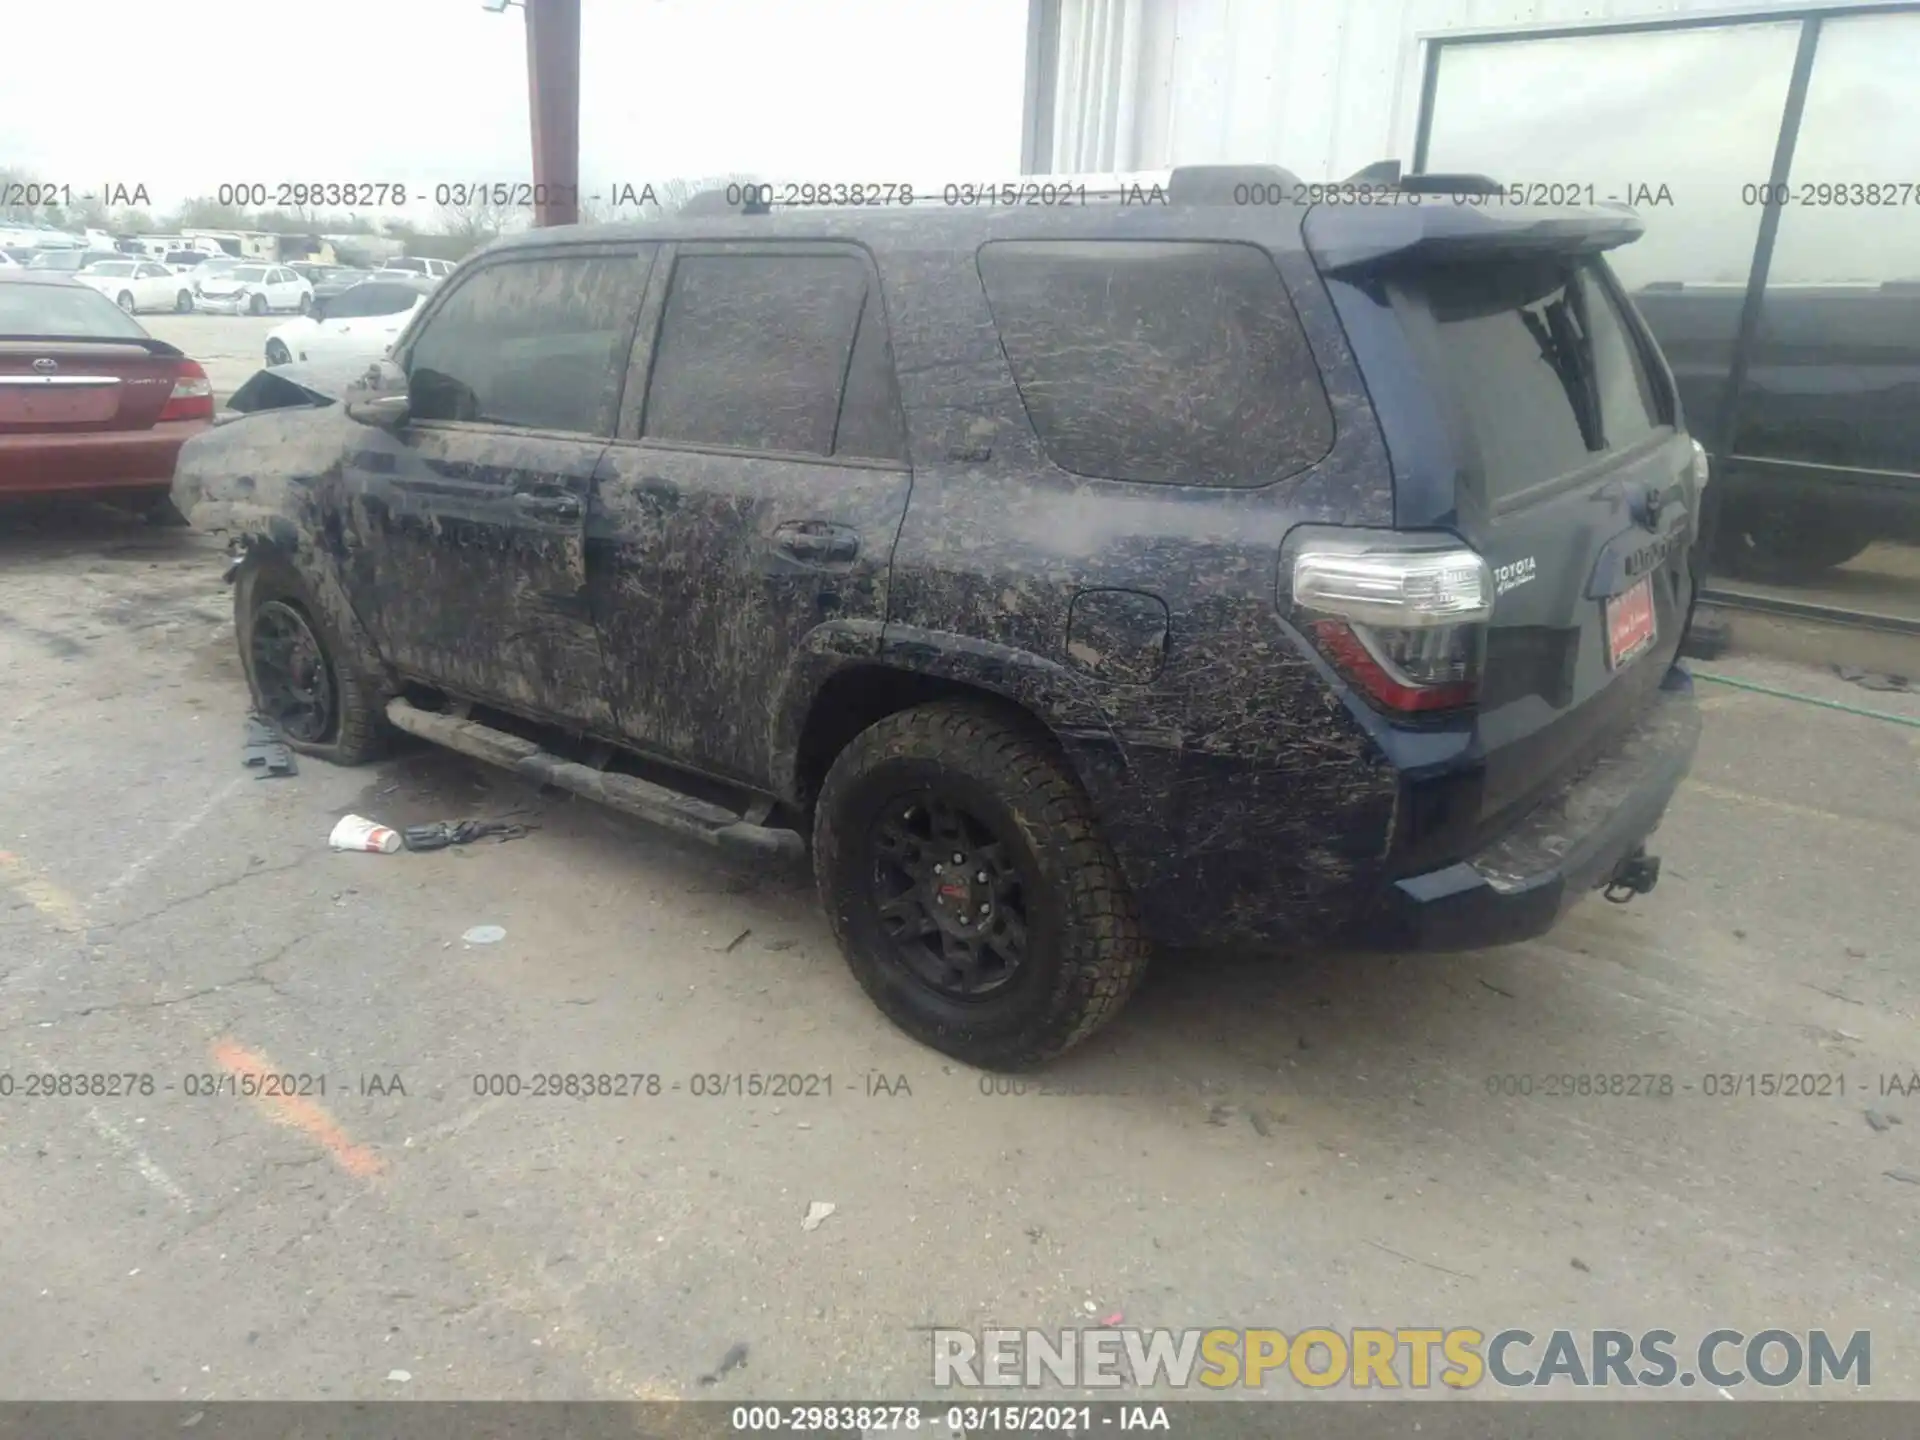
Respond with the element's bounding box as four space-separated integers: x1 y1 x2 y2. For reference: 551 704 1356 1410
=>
525 0 581 227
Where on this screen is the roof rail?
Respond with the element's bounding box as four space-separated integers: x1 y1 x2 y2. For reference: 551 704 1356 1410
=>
1165 163 1306 202
1342 159 1403 186
1399 172 1504 196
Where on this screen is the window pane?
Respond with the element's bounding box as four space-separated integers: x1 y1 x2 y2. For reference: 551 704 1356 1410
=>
407 253 648 435
1727 9 1920 616
1582 267 1663 450
977 240 1333 487
831 292 905 462
642 253 869 455
1425 22 1803 442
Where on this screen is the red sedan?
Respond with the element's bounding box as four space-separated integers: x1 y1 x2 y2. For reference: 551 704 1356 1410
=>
0 269 213 511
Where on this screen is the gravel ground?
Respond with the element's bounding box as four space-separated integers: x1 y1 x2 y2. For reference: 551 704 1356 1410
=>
1 505 1917 1409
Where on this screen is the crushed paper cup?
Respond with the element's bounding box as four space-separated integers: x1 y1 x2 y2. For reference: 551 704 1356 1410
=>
329 814 402 854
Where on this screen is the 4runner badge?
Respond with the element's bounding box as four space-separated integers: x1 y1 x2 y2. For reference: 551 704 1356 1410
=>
1494 556 1537 597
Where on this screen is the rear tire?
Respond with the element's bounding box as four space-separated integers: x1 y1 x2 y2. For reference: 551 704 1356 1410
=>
812 700 1149 1069
235 555 387 766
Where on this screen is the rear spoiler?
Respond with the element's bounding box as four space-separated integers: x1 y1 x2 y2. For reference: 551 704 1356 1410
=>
0 332 184 358
1302 201 1645 276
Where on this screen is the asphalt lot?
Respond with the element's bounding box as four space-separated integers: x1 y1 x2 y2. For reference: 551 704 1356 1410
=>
1 505 1918 1406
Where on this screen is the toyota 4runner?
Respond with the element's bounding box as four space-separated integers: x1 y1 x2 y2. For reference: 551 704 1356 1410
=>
171 163 1706 1069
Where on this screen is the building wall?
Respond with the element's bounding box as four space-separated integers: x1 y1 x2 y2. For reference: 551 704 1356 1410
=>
1038 0 1851 179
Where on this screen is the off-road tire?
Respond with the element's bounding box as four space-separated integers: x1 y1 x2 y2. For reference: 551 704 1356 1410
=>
813 700 1149 1069
234 555 387 765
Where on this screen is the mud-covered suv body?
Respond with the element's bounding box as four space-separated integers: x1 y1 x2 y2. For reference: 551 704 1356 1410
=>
174 164 1704 1063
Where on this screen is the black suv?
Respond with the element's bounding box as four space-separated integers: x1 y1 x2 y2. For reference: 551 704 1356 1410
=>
172 164 1705 1069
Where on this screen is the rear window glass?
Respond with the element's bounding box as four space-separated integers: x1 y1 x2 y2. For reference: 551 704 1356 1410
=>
977 240 1334 487
1392 258 1669 501
0 282 150 337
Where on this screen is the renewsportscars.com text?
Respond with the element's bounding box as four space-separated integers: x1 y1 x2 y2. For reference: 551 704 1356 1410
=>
932 1327 1871 1391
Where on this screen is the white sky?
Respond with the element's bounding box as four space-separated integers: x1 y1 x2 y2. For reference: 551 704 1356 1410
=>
3 0 1031 221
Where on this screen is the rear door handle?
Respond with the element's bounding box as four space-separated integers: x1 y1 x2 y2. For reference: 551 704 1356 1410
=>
512 491 582 520
773 520 859 565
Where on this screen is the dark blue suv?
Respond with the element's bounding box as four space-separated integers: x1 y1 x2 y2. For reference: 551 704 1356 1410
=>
175 164 1705 1068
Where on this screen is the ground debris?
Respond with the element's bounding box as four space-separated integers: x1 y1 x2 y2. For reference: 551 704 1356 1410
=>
1834 664 1911 693
1865 1110 1901 1133
698 1342 749 1386
801 1200 835 1231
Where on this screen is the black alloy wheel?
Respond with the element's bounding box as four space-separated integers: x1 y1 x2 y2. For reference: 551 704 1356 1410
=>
867 789 1029 1000
248 599 337 744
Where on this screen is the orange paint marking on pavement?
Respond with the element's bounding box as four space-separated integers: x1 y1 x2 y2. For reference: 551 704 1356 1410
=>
210 1037 385 1178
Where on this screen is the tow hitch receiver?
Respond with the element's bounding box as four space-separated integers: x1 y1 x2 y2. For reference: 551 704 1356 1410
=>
1602 847 1661 904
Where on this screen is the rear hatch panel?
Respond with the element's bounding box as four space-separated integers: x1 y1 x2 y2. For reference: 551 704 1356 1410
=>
1302 199 1703 860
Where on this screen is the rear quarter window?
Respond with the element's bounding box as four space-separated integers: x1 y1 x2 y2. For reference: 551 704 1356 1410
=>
976 239 1335 487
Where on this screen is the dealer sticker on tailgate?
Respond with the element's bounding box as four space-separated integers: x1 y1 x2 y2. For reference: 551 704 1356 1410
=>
1606 576 1657 669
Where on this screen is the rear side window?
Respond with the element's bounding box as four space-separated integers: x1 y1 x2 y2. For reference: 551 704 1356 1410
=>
977 240 1334 487
641 250 903 461
406 252 648 435
1392 258 1671 501
330 283 418 319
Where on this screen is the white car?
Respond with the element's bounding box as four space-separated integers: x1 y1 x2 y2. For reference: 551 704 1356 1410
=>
72 258 197 314
193 263 313 316
379 255 457 281
263 277 432 367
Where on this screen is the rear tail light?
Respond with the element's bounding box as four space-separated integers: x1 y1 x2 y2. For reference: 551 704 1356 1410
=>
1288 531 1493 714
160 359 214 421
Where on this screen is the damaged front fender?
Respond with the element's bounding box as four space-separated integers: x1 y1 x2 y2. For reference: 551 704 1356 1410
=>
170 376 392 700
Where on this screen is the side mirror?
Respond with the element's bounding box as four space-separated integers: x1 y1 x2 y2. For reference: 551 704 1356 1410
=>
345 393 410 429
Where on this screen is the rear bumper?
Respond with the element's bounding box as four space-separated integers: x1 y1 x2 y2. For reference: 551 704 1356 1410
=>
1356 664 1702 951
0 419 209 498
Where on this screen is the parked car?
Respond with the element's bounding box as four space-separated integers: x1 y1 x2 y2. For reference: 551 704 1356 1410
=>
309 267 377 301
161 250 212 274
377 255 457 281
263 277 433 368
26 249 121 273
173 165 1705 1068
72 258 197 314
193 263 312 315
1632 279 1920 583
0 270 214 514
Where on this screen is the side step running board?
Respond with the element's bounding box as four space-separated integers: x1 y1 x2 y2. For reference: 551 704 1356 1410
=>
384 698 806 863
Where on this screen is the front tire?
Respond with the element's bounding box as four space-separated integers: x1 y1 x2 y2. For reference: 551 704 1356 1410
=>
116 290 136 313
235 555 387 765
265 339 291 367
813 701 1149 1069
247 292 268 316
175 290 193 312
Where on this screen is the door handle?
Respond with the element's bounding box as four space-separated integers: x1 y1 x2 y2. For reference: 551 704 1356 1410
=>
512 491 582 520
772 520 859 565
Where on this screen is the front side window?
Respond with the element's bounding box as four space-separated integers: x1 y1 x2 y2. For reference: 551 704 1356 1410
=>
977 239 1335 487
641 250 893 459
406 251 649 435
